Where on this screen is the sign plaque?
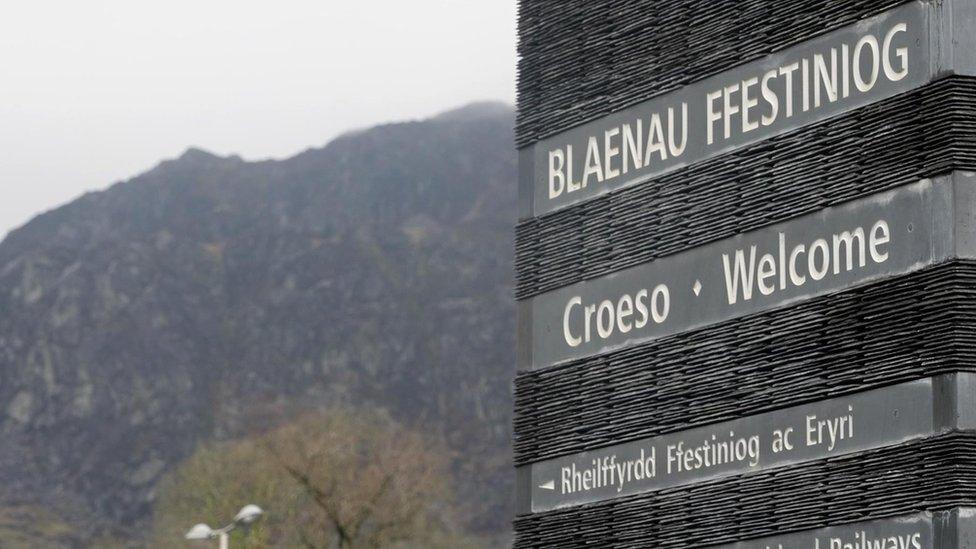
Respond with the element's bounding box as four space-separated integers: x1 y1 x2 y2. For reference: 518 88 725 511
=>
520 374 976 513
524 173 976 370
520 0 976 217
711 509 976 549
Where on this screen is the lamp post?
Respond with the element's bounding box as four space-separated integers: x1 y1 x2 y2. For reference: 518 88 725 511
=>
185 504 264 549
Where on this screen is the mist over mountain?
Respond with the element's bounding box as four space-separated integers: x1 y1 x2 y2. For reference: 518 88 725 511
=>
0 104 516 544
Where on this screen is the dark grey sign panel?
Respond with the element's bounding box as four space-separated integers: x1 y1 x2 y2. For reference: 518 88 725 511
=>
710 508 976 549
712 511 939 549
520 373 976 513
715 512 935 549
521 0 976 218
526 172 976 371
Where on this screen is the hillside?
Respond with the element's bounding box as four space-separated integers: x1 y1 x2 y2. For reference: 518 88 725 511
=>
0 103 516 544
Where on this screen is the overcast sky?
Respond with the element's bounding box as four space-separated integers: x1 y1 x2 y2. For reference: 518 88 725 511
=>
0 1 517 236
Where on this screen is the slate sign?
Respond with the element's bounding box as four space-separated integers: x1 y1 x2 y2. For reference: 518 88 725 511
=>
522 373 976 513
513 0 976 546
521 0 976 217
524 173 976 370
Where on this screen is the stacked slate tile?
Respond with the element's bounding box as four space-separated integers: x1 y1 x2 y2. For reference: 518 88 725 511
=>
513 0 976 547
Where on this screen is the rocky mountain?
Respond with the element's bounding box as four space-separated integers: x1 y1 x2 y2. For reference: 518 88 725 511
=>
0 103 516 545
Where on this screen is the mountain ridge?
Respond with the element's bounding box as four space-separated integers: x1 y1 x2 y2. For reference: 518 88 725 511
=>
0 103 516 545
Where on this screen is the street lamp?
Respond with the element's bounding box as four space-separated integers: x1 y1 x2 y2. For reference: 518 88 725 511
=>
185 504 264 549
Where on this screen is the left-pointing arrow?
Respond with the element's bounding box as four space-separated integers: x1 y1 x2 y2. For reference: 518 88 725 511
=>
538 480 555 490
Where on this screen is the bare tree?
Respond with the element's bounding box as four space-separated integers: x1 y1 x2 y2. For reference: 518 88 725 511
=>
151 407 475 548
